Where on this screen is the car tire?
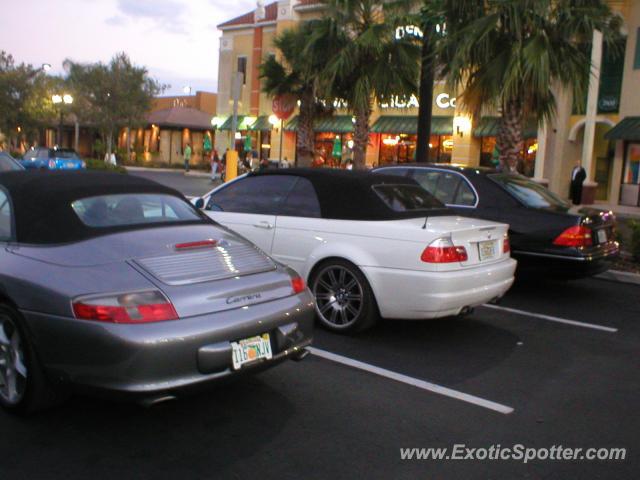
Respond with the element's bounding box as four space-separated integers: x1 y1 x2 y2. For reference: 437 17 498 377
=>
0 305 65 414
309 259 378 334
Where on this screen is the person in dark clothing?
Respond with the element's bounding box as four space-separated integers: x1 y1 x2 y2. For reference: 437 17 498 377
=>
570 160 587 205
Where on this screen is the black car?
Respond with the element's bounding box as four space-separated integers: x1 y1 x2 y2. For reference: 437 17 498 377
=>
373 164 619 278
0 152 25 172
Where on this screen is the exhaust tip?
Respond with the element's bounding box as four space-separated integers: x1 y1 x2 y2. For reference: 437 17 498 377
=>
291 348 310 362
459 306 474 317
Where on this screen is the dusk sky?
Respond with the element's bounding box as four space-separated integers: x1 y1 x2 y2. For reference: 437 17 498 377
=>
0 0 256 95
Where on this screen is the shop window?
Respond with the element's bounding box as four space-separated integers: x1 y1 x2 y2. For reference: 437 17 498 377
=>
623 143 640 184
237 56 247 84
313 132 352 167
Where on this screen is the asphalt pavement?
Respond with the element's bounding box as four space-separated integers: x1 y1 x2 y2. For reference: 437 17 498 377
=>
1 171 637 480
127 168 218 198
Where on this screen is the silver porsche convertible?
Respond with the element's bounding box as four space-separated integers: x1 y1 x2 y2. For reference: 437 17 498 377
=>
0 171 314 413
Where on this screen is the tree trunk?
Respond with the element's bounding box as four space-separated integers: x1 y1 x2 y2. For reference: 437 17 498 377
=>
497 98 524 173
106 129 113 157
353 103 371 170
416 30 435 163
126 126 131 163
296 89 315 167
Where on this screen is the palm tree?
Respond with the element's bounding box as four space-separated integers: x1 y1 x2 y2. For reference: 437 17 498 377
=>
311 0 421 169
434 0 622 172
260 22 328 167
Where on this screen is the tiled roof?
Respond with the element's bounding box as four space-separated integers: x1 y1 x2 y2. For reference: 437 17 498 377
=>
217 2 279 29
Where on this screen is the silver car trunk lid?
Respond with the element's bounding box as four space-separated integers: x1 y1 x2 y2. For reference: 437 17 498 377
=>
133 239 276 286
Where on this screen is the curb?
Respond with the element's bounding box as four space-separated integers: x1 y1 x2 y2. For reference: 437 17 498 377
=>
125 166 211 177
596 269 640 286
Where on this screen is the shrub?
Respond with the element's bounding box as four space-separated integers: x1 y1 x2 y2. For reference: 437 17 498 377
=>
85 158 127 174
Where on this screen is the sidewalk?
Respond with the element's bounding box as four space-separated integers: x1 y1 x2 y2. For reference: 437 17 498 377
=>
125 166 212 178
593 202 640 219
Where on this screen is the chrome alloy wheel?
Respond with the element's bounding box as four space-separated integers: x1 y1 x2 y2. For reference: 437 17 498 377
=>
0 316 28 405
312 265 364 328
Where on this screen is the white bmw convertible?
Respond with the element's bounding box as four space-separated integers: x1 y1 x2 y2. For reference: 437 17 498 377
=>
193 169 516 333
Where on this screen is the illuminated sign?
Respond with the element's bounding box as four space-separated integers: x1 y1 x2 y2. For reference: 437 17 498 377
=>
395 25 423 40
436 93 456 109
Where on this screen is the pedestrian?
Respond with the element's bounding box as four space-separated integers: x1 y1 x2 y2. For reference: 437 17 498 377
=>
211 150 222 182
183 143 192 172
570 160 586 205
259 157 270 171
280 156 290 169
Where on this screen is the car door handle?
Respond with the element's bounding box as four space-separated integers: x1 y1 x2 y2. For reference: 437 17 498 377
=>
253 221 274 230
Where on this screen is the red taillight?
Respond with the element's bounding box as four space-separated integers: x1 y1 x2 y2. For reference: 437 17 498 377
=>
553 226 593 247
175 239 218 250
421 238 468 263
503 236 510 254
72 291 178 324
48 159 56 169
291 277 306 294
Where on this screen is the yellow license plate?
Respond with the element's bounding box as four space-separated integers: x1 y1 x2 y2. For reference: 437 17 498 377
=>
478 240 497 261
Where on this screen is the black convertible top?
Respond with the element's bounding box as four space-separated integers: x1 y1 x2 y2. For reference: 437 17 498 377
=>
248 168 449 220
0 170 201 244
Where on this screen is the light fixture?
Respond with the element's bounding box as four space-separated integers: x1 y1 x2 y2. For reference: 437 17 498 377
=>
347 140 354 149
351 116 356 124
453 115 471 138
52 94 62 104
63 94 73 104
268 114 279 126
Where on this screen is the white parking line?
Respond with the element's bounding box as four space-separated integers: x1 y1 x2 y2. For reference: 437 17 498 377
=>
480 304 618 333
307 347 514 415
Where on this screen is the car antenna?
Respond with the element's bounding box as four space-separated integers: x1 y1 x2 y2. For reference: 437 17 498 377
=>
422 215 429 229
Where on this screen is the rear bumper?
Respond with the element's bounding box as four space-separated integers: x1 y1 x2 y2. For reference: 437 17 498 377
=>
513 242 619 278
362 258 517 320
20 292 314 396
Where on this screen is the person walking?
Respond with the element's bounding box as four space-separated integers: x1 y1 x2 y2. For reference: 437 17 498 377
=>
211 150 222 182
569 160 586 205
183 143 192 172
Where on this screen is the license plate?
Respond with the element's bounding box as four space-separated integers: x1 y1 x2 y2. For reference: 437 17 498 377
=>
478 240 497 261
231 333 272 370
597 229 607 244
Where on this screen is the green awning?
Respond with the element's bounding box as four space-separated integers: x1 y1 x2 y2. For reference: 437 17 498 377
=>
473 117 538 139
248 115 273 131
370 116 453 135
283 115 354 133
218 115 243 131
218 115 258 131
284 116 299 131
605 117 640 141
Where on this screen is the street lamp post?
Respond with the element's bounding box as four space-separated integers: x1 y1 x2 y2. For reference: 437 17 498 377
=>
52 94 73 146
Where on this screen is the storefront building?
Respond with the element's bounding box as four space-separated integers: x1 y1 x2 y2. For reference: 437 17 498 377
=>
215 0 640 206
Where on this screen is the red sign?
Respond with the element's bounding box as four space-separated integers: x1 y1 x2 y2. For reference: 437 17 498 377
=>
272 95 296 121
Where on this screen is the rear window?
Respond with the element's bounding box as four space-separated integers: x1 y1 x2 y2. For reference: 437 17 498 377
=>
489 174 569 209
54 149 80 159
72 194 201 228
372 184 444 212
0 153 23 172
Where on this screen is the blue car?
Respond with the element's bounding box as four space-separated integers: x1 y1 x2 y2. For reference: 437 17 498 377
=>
21 147 86 170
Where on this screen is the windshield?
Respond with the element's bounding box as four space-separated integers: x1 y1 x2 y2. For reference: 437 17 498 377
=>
372 184 445 212
489 174 570 210
54 149 80 159
72 193 201 228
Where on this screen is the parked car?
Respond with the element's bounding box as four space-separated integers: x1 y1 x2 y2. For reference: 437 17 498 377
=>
0 171 313 413
373 164 619 278
21 147 86 170
0 152 24 171
193 169 516 333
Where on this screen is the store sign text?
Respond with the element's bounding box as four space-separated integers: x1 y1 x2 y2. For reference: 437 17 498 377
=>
379 93 457 110
395 25 423 40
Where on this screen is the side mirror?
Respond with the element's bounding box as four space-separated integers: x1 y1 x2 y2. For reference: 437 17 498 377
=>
194 198 205 209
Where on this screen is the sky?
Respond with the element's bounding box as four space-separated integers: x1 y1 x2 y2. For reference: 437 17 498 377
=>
0 0 256 95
